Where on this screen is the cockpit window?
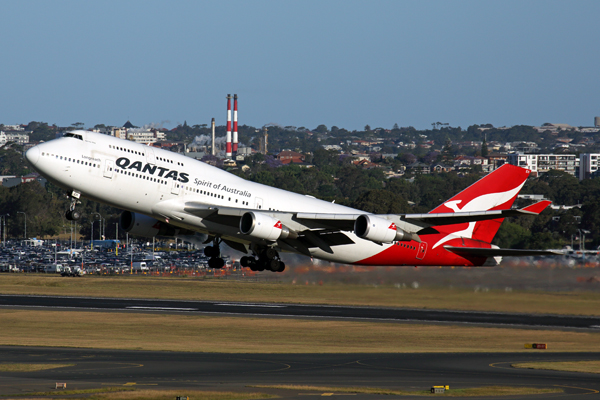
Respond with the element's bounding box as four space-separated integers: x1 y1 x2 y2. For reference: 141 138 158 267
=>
64 132 83 140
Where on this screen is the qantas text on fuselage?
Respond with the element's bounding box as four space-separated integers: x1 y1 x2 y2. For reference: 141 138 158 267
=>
25 130 558 272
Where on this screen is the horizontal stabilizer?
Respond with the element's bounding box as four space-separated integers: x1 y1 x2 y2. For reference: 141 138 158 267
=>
520 200 552 214
444 246 564 257
404 200 552 227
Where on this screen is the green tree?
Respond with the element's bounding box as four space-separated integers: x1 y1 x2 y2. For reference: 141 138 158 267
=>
314 124 328 133
481 137 489 157
351 190 410 214
493 221 531 248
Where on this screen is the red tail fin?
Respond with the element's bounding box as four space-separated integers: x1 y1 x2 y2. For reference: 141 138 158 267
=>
429 164 531 243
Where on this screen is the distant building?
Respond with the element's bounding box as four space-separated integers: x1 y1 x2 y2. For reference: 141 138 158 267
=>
407 162 430 175
277 150 305 164
2 173 46 188
430 163 453 173
0 131 29 146
579 153 600 180
126 129 166 144
507 153 578 176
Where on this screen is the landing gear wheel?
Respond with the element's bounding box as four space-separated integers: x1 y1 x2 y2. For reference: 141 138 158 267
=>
204 246 219 258
208 257 225 269
66 210 81 221
240 256 251 268
277 261 285 273
264 248 278 260
256 259 266 272
268 259 280 272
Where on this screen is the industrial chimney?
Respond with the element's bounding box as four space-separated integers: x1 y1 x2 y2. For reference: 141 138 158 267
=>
211 117 216 156
233 94 238 157
226 94 232 158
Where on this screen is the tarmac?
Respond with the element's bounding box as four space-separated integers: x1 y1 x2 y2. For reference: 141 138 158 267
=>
1 294 600 330
0 347 599 399
1 295 600 398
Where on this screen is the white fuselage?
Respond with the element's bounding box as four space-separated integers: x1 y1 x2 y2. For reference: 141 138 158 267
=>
27 131 401 264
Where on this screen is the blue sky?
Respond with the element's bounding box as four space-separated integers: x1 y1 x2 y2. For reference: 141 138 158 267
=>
1 0 599 131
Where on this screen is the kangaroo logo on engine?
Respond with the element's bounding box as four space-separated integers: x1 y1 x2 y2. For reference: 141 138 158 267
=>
116 157 189 183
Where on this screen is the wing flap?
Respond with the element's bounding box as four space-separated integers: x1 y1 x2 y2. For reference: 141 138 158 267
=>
444 246 564 257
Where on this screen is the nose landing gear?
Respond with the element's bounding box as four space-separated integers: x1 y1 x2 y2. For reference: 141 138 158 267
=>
65 191 81 221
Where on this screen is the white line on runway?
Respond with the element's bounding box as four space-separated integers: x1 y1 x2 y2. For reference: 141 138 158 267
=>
126 306 198 311
215 303 286 308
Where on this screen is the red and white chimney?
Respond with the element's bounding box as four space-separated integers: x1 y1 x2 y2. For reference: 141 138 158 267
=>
226 94 232 158
232 94 238 156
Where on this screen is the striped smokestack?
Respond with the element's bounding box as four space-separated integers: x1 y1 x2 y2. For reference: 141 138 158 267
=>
226 94 232 158
211 117 216 156
232 94 238 156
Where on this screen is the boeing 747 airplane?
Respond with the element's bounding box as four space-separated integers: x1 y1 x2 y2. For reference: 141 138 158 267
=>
25 130 559 272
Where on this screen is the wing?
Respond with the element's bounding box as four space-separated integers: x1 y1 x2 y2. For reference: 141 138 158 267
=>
182 200 552 253
293 200 552 234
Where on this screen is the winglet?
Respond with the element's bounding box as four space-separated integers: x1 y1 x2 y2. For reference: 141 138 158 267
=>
520 200 552 214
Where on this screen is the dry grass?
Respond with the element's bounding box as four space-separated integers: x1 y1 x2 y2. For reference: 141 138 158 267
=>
512 360 600 374
0 363 74 372
250 385 563 397
1 274 600 316
3 388 272 400
0 309 599 353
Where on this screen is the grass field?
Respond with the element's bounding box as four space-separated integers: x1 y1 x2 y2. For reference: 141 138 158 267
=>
512 360 600 374
0 363 74 372
250 385 563 397
4 388 273 400
1 274 600 316
1 309 599 353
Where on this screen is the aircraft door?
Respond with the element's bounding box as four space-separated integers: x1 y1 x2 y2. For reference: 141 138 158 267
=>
254 197 263 210
145 147 156 164
171 180 180 195
104 160 114 179
416 242 427 260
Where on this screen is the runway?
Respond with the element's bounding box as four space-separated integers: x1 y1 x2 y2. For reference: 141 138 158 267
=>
0 347 599 399
1 294 599 330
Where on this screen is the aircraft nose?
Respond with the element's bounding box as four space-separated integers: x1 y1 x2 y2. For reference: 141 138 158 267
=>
25 146 40 165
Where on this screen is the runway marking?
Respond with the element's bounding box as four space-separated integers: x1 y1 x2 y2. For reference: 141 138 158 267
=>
554 384 599 395
126 306 198 311
234 357 291 372
215 303 286 308
490 359 600 371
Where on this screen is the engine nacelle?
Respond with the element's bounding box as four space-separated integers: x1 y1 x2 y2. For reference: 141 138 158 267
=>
354 214 410 243
120 211 193 238
240 212 297 241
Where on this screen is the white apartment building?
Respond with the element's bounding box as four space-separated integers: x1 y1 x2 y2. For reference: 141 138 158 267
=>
2 125 24 131
507 153 578 177
126 129 166 144
0 131 30 146
579 153 600 180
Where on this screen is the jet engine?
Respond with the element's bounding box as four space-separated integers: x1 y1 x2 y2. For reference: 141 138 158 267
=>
120 211 194 238
240 212 297 241
354 214 413 243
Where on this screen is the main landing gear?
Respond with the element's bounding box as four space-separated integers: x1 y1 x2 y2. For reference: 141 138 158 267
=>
204 238 225 269
65 191 81 221
240 247 285 273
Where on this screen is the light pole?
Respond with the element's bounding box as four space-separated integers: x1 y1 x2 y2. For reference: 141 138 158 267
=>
0 214 7 246
93 213 102 247
17 211 26 241
91 219 96 250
